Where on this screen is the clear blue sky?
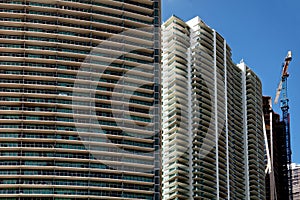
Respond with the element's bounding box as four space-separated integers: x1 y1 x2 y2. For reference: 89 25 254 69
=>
162 0 300 164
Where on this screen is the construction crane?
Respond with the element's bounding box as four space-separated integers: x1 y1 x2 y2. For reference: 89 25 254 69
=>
274 50 293 200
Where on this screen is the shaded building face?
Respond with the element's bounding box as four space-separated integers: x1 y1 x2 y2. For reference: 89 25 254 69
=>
263 96 289 200
0 1 161 199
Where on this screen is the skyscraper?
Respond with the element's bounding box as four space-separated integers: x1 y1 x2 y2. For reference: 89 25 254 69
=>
263 96 289 200
161 15 265 199
291 163 300 199
0 0 161 199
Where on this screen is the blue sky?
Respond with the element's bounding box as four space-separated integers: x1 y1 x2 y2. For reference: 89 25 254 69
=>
162 0 300 163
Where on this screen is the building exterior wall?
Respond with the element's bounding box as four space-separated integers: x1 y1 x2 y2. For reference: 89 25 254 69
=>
162 15 265 200
0 0 161 199
161 16 191 199
243 65 265 200
292 163 300 199
263 96 289 200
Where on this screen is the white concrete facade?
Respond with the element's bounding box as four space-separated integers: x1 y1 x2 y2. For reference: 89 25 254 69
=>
292 163 300 199
162 15 265 200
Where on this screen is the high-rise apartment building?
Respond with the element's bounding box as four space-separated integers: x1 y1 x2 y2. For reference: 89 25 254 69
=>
292 163 300 199
0 0 161 199
263 96 289 200
161 15 265 199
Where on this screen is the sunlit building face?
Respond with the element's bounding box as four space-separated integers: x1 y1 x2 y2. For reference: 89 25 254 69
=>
161 15 265 200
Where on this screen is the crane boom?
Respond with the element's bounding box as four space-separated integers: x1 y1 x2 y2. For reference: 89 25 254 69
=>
282 51 292 76
274 80 282 104
274 51 292 105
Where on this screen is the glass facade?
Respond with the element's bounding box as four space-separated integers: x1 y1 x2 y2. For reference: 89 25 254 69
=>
0 0 161 199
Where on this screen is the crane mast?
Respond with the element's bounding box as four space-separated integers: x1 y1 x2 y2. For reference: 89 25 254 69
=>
274 51 293 200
